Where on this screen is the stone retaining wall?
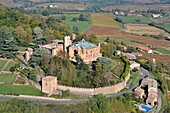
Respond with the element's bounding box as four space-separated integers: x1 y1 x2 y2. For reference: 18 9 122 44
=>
57 72 130 95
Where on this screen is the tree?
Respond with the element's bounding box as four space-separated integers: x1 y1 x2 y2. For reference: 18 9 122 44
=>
89 94 109 113
33 27 42 38
79 14 90 21
0 26 18 58
29 48 51 67
61 15 66 20
73 26 79 34
42 10 49 16
115 17 122 22
14 26 33 46
10 66 15 74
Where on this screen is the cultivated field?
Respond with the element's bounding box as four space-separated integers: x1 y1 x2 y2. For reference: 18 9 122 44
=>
36 3 87 10
0 1 21 7
85 13 120 36
120 32 170 47
139 55 170 66
103 4 170 11
85 26 119 36
124 24 170 37
92 13 120 27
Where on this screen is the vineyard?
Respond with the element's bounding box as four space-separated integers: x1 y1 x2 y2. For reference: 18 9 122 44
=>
119 32 170 47
85 13 120 36
124 24 169 37
84 26 119 36
92 13 120 27
139 55 170 66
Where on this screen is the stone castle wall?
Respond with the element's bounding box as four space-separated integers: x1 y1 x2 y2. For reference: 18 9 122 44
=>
57 72 130 95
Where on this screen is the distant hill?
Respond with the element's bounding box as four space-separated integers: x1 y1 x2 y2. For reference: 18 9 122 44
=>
0 0 169 6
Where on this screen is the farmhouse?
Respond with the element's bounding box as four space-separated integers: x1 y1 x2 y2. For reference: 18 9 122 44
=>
130 61 140 70
42 76 57 94
123 53 136 60
118 44 127 52
134 87 145 99
137 46 153 53
152 14 163 18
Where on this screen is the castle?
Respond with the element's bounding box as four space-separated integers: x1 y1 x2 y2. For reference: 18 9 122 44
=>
26 36 101 64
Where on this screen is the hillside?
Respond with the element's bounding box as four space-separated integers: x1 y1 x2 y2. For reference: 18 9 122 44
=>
0 0 169 5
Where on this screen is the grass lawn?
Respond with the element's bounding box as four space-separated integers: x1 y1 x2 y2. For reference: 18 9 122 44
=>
0 84 42 96
52 14 92 33
0 60 7 71
118 15 152 24
0 74 17 84
128 71 141 89
3 61 16 71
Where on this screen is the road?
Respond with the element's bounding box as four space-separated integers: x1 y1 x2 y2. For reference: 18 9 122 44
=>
0 67 162 112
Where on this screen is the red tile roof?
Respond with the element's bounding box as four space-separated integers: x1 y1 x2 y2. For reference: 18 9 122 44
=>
137 46 151 52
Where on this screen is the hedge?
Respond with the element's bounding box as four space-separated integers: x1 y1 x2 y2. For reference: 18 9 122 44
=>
121 57 130 80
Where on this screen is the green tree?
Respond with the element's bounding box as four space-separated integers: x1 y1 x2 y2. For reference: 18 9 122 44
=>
73 26 79 34
89 94 109 113
29 48 51 67
0 26 18 58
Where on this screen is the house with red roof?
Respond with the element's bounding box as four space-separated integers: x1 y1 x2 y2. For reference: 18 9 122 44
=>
137 46 153 54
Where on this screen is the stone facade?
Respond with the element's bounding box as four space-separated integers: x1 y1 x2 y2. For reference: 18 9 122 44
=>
42 76 57 94
25 48 33 61
68 40 101 64
39 36 102 64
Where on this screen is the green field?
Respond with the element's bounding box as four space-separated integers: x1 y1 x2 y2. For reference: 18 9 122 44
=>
0 60 7 71
3 61 16 71
153 47 170 54
52 14 92 33
0 84 42 95
117 15 152 24
154 23 170 33
0 74 17 84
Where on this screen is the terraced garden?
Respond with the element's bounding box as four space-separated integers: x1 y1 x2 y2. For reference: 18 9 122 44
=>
0 74 17 84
